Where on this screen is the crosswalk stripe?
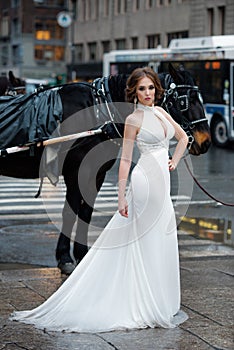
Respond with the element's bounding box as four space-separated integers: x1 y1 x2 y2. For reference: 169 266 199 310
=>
0 177 213 220
0 177 118 218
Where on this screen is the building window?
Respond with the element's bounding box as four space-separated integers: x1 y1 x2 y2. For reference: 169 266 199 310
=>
102 40 111 53
93 0 99 19
115 39 126 50
1 16 9 37
12 0 20 8
115 0 121 14
88 42 97 61
81 0 85 21
167 31 188 46
81 0 91 20
147 34 160 49
207 8 214 35
12 18 20 37
218 6 225 35
33 0 66 6
115 0 127 14
35 19 64 40
1 46 8 66
103 0 109 16
74 44 83 62
133 0 140 11
12 45 21 65
34 45 64 61
132 37 138 49
146 0 154 9
124 0 128 12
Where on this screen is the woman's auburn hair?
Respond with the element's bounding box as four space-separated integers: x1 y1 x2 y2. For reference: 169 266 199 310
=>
125 67 164 104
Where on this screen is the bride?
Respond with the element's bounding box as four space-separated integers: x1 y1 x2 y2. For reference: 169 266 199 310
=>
10 67 189 333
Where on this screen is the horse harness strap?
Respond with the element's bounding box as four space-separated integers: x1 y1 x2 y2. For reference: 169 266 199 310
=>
33 79 122 140
92 77 122 138
5 86 26 97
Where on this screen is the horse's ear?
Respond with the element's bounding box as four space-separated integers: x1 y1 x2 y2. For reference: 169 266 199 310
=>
168 63 183 84
9 71 15 83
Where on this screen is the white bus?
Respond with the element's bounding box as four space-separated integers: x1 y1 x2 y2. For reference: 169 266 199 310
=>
103 35 234 147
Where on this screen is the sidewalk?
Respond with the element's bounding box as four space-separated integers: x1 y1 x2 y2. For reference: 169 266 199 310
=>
0 231 233 350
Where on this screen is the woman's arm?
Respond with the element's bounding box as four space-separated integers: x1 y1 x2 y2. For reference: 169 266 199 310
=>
157 107 189 171
118 115 139 217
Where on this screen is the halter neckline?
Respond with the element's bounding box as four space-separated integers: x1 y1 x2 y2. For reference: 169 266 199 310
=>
137 103 155 111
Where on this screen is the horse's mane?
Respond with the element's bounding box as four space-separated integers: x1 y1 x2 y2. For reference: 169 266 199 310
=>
0 76 8 96
108 74 128 102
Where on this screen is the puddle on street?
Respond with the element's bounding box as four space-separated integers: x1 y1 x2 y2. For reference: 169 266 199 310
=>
178 216 233 245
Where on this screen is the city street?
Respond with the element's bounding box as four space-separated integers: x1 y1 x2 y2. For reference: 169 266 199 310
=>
1 0 234 347
0 143 233 349
0 143 233 268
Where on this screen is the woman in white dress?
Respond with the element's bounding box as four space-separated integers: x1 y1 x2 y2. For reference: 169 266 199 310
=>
11 67 189 333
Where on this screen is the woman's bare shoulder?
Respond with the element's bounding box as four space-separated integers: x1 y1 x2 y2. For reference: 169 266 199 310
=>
125 110 143 127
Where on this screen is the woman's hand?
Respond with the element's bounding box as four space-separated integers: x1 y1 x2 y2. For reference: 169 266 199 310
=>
168 158 176 171
118 197 128 217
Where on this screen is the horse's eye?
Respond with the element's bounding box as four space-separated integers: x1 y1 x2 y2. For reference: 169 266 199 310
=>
189 90 197 99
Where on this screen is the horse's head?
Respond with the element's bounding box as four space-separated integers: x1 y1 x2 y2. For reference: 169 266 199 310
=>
160 63 211 155
8 71 26 95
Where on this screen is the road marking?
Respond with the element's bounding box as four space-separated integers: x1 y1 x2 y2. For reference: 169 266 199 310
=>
0 177 215 222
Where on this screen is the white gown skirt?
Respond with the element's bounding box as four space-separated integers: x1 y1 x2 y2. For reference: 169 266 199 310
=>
11 147 188 332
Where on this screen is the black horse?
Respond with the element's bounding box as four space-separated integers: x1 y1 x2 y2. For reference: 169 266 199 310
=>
0 64 211 274
0 71 26 96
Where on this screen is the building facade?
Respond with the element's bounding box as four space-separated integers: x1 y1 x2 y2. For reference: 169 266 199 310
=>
0 0 233 81
69 0 234 80
0 0 68 81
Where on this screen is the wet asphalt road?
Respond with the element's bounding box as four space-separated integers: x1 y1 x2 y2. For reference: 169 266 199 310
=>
0 142 233 269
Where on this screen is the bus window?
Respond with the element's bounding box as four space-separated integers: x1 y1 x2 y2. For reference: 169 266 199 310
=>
160 60 226 104
110 62 148 75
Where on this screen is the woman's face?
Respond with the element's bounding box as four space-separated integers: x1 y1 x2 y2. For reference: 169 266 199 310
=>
136 76 155 106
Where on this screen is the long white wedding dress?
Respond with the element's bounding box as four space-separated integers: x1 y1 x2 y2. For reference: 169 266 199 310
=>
10 104 188 332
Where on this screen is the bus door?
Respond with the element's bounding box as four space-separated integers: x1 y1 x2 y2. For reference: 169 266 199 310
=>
230 63 234 139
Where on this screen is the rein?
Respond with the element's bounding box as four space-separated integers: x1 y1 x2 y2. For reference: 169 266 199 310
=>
183 157 234 207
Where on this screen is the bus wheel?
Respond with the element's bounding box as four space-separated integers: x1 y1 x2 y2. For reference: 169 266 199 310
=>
211 118 229 147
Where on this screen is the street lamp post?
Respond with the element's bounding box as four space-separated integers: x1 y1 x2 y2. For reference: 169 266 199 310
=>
70 0 77 81
57 0 77 82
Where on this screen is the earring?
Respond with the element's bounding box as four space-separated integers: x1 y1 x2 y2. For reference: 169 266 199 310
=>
134 96 137 110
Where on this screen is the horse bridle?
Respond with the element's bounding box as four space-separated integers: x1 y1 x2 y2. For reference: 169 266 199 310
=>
5 85 26 97
161 77 208 150
92 77 123 138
